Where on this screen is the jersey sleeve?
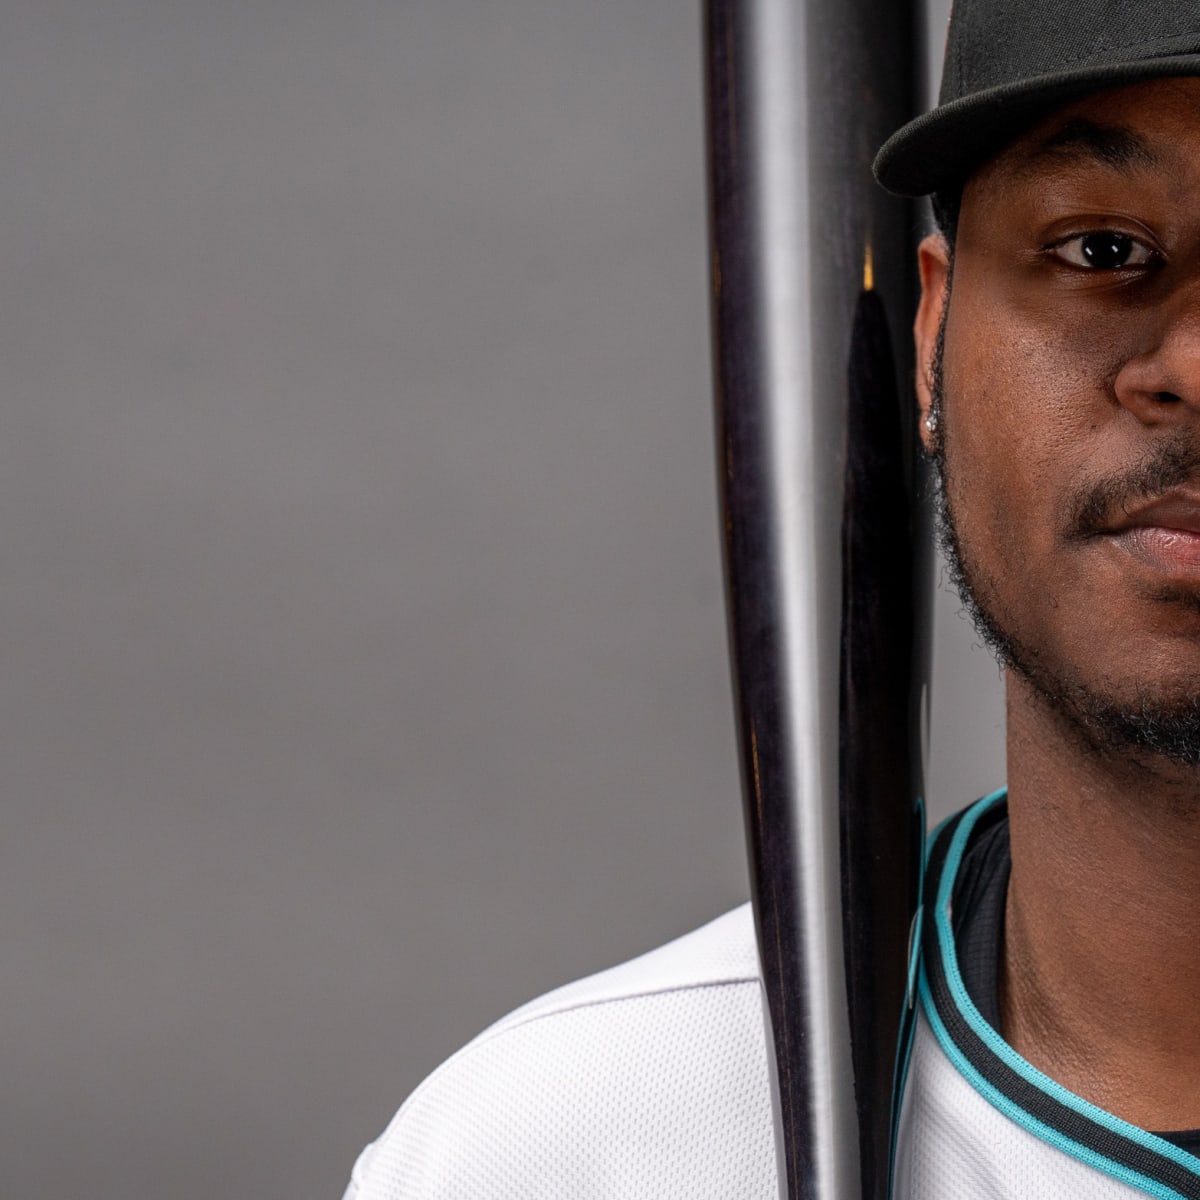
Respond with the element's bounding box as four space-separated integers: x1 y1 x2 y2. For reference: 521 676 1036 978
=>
340 905 778 1200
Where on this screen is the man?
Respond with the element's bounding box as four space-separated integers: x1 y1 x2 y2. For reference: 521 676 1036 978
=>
343 2 1200 1196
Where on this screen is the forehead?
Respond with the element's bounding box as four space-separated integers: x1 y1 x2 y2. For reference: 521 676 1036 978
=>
965 77 1200 202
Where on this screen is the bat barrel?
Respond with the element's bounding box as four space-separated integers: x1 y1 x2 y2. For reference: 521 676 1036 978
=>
704 2 926 1198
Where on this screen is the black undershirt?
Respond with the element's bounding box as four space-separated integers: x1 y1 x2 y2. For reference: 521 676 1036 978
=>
952 810 1200 1155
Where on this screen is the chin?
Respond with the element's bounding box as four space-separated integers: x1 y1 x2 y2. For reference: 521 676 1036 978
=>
1047 675 1200 768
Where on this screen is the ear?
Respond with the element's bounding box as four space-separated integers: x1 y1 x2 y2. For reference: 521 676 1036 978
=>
914 233 951 452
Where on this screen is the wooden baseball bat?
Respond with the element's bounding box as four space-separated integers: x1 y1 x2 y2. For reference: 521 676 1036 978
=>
704 2 928 1197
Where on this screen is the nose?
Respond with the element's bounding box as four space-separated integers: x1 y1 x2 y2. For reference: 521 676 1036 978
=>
1114 279 1200 423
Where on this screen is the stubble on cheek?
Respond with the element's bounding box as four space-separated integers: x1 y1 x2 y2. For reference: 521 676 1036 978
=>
935 301 1200 767
933 288 1129 678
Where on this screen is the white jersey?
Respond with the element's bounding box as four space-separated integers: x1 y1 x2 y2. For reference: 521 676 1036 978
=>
343 906 778 1200
343 795 1200 1199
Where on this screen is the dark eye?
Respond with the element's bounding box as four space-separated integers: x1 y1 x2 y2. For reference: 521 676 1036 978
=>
1052 232 1154 269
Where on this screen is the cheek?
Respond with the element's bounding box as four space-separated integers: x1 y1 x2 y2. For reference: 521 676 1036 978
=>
943 262 1143 469
940 308 1115 586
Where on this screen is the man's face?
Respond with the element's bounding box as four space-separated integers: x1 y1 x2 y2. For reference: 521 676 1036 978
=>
916 78 1200 765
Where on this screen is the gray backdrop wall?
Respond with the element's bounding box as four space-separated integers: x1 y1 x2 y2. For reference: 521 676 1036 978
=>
2 2 1001 1197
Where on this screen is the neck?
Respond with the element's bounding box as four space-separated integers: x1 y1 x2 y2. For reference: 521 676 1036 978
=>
1002 673 1200 1131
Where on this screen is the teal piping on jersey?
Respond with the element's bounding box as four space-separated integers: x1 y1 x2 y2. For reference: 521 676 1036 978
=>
886 794 981 1198
918 977 1190 1198
887 793 927 1199
920 789 1200 1194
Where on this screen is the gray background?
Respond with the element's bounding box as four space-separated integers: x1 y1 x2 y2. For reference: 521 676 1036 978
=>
2 2 1001 1197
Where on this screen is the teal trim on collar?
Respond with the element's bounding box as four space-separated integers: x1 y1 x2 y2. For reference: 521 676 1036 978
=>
919 974 1189 1199
921 789 1200 1190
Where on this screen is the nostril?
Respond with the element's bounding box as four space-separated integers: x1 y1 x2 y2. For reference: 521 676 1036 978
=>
1155 391 1184 404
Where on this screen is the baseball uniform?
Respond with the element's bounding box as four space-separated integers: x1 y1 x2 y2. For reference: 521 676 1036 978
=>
342 791 1200 1199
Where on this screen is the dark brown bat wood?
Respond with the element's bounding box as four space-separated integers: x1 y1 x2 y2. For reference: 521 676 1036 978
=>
704 2 927 1196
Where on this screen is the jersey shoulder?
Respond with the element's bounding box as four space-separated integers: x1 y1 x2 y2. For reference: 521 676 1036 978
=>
343 904 777 1200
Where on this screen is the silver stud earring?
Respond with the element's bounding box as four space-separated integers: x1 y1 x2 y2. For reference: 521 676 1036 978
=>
924 412 938 436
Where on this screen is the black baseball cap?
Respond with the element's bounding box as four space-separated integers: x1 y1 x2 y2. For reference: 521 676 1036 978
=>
874 0 1200 198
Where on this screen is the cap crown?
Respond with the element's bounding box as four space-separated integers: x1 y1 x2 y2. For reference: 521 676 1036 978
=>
875 0 1200 195
943 0 1200 105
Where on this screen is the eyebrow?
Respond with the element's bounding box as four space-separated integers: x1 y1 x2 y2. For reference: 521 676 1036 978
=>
1019 117 1161 175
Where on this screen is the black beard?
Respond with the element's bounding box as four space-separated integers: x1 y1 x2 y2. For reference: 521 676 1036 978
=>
929 301 1200 769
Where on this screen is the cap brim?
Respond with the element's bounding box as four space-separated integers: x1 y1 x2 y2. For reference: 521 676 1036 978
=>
874 53 1200 197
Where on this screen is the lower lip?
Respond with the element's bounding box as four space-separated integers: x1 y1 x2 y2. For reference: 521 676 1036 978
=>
1110 526 1200 576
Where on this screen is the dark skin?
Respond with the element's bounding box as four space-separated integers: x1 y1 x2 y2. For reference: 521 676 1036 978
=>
914 79 1200 1132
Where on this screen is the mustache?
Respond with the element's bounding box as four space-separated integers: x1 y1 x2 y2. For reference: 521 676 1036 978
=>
1069 437 1200 537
